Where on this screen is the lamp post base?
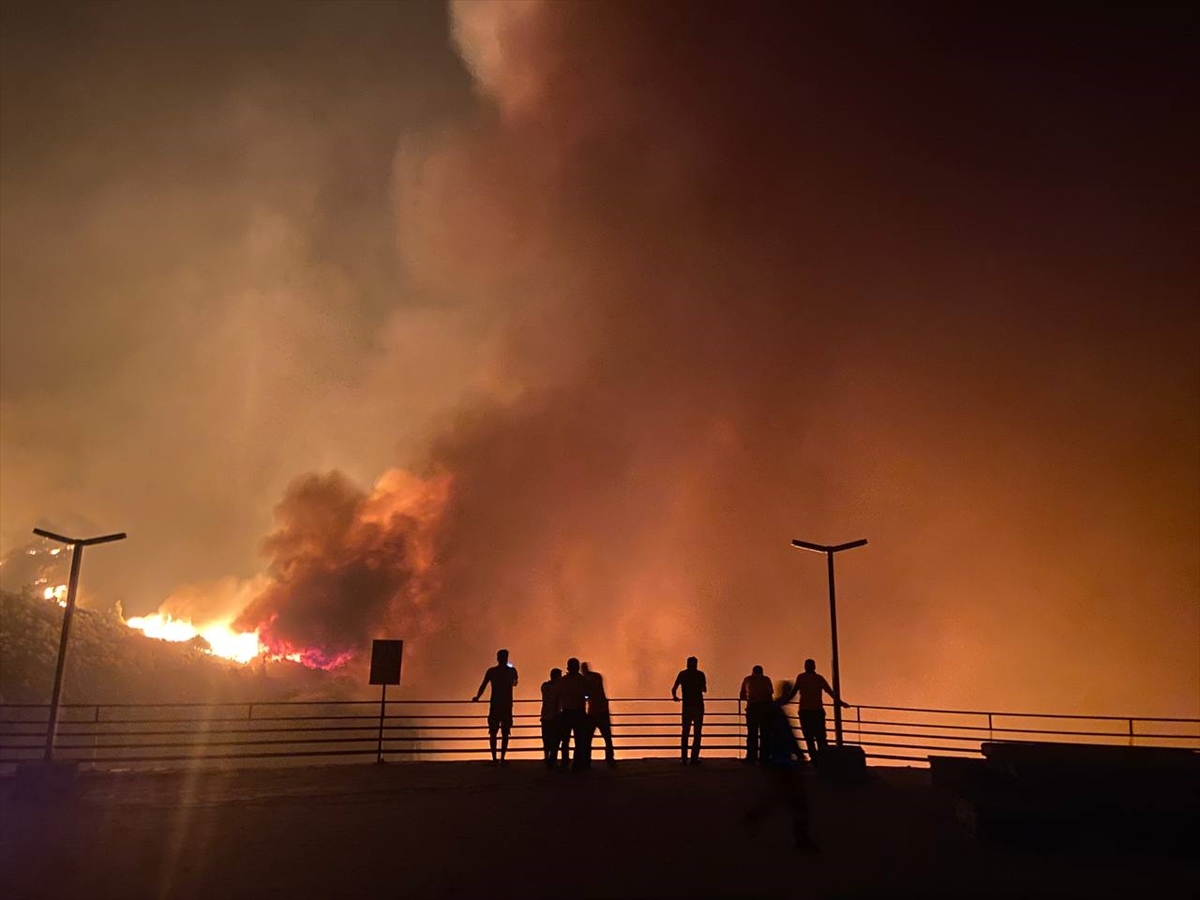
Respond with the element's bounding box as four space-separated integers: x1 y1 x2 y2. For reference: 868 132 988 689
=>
816 744 867 782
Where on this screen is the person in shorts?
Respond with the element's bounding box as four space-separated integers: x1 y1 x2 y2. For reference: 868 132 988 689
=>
473 648 519 765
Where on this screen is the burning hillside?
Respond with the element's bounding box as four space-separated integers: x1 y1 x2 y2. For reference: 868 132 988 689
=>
2 467 450 673
0 587 356 705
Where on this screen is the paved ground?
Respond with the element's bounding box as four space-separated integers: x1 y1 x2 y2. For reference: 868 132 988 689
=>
1 760 1196 899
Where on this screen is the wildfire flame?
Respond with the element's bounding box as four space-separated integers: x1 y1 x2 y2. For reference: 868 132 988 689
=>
124 613 265 664
29 570 304 666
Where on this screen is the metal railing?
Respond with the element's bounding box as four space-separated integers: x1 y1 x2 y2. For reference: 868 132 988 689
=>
1 698 1196 768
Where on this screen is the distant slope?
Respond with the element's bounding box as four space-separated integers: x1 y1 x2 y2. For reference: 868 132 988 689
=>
0 590 357 705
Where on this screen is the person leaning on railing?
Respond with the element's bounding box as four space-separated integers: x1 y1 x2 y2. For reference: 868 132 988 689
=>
559 658 591 771
539 668 569 770
671 656 707 764
582 662 616 768
740 665 774 765
473 648 519 766
781 658 849 762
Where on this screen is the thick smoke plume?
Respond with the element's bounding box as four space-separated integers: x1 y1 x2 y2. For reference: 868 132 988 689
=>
2 2 1196 712
232 469 449 669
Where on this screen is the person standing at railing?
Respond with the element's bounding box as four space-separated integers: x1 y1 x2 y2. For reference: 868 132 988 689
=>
473 648 519 766
582 662 617 768
559 657 591 771
540 668 569 770
672 655 707 764
740 665 774 764
783 658 848 762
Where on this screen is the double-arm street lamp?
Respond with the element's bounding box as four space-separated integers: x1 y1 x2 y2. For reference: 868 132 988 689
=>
791 537 867 747
32 527 127 761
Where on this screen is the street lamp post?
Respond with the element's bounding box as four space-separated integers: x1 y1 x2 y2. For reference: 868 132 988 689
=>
32 527 127 761
791 537 867 747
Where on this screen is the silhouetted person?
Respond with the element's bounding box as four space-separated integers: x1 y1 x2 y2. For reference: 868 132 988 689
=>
473 648 519 765
743 679 816 851
540 668 569 769
784 658 848 761
582 662 616 768
671 656 706 764
740 664 774 764
558 657 591 771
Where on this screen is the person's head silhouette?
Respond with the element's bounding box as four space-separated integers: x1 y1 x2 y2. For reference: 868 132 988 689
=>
550 668 562 681
686 656 698 670
803 658 816 673
581 661 591 675
497 649 510 666
567 657 580 674
776 679 794 702
752 665 764 676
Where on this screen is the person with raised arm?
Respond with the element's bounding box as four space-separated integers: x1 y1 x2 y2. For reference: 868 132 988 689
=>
784 658 848 761
473 648 519 765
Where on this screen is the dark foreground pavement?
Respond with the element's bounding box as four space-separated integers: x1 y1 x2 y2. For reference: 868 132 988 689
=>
1 760 1196 899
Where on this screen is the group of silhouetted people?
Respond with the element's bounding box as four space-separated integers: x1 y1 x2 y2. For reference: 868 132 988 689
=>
740 658 849 764
474 650 616 770
473 650 846 769
539 658 616 770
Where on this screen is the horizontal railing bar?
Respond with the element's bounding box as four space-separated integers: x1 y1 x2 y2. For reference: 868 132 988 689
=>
2 724 758 734
5 731 1194 750
5 718 1196 739
3 733 755 750
3 700 1196 724
0 731 751 746
4 723 548 736
0 698 746 710
849 717 1200 737
844 726 1162 742
854 704 1200 723
1 746 757 763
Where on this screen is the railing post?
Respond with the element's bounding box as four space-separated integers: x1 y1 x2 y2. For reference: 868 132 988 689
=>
987 713 993 742
1128 718 1134 747
737 696 743 760
855 705 861 744
248 703 254 720
376 685 387 764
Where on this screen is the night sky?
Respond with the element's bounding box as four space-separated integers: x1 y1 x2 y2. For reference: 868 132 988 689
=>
1 1 1196 715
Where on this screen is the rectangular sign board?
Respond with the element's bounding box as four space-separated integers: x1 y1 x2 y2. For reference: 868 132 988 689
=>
369 639 403 685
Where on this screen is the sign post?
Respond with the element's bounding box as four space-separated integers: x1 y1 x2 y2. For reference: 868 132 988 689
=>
369 640 403 764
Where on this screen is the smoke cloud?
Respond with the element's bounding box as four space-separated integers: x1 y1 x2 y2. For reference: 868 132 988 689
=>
2 2 1196 713
233 469 449 668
